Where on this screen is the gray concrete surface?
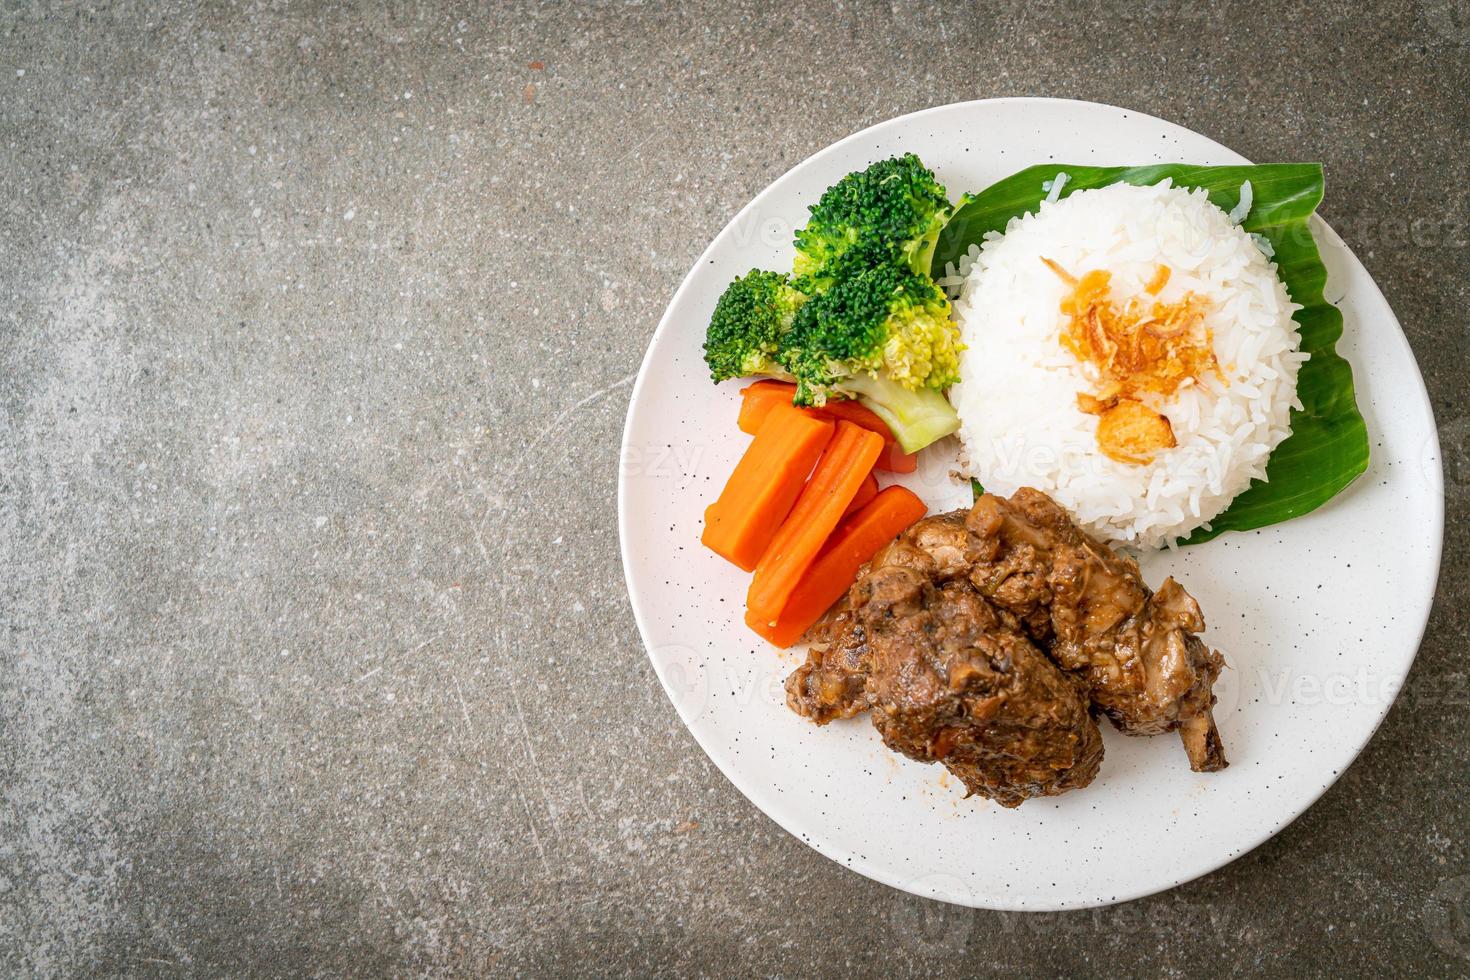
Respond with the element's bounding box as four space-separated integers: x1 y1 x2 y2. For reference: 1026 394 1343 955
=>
1 0 1467 975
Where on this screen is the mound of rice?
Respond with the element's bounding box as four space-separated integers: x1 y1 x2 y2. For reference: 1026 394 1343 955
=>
949 180 1307 549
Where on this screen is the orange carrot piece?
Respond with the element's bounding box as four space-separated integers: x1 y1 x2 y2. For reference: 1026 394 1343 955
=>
812 395 892 434
702 404 834 572
842 472 879 518
875 441 917 474
740 377 802 403
746 421 884 625
752 486 928 647
742 378 799 395
738 381 888 435
735 382 805 434
744 607 779 644
738 382 914 473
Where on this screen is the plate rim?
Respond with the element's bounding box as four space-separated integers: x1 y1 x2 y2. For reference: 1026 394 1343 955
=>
617 96 1445 910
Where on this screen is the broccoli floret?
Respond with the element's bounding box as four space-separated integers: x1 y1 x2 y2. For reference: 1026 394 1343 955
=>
702 269 807 383
702 155 968 454
778 265 962 452
792 154 958 293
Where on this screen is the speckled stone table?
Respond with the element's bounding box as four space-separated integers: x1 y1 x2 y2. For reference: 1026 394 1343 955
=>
2 1 1467 975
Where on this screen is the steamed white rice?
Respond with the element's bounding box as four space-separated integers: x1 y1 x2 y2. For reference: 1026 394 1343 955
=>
949 180 1307 550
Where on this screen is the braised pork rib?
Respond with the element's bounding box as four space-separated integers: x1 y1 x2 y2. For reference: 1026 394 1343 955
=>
785 488 1227 807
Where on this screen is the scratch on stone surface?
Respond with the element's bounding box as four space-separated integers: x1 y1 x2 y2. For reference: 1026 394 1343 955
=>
466 370 638 860
494 372 634 499
575 778 595 822
354 666 382 684
503 675 566 847
474 371 636 566
407 630 445 656
451 675 473 729
508 766 553 879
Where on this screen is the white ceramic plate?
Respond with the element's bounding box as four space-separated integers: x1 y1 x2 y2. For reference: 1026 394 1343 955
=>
617 98 1443 910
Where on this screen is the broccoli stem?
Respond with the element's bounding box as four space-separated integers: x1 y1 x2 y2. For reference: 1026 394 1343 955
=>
835 374 960 454
905 232 941 282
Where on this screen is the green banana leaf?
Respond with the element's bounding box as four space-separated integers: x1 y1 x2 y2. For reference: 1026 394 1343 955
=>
934 163 1368 546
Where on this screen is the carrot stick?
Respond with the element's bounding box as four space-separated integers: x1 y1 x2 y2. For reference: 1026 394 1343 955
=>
749 486 928 647
874 441 918 474
738 381 888 435
842 472 879 518
736 382 803 435
742 378 800 395
746 420 884 624
702 403 835 572
814 395 896 434
738 382 915 473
